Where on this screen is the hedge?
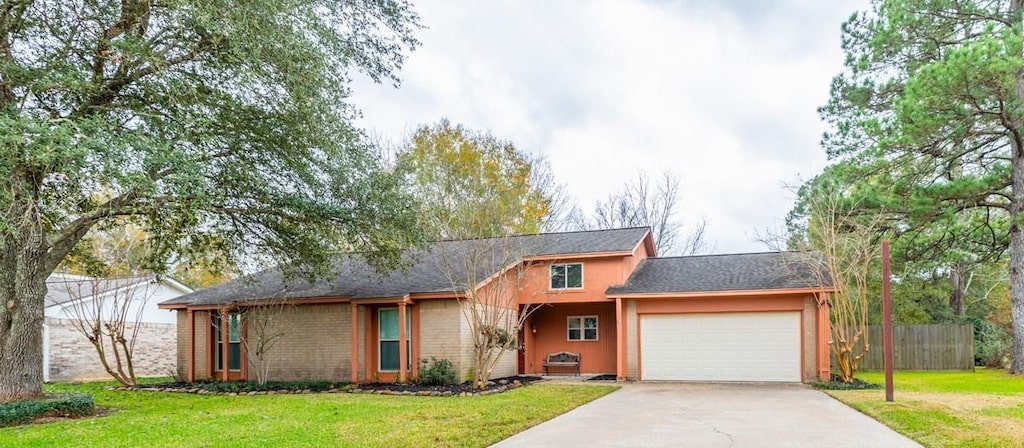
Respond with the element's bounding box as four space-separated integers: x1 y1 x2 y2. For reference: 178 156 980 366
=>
0 393 95 427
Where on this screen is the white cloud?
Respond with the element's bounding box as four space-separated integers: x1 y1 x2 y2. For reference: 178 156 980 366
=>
348 0 870 253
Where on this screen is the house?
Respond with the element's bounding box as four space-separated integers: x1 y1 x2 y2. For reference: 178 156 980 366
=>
159 227 834 383
44 273 194 382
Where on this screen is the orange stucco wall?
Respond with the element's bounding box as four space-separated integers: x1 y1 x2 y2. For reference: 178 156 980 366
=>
517 256 640 305
525 302 617 375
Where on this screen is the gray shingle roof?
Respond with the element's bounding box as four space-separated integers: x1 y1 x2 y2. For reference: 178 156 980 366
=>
161 227 650 307
605 252 832 295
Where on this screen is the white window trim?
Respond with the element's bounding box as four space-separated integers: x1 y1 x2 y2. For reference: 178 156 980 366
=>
550 263 584 290
567 315 599 341
378 307 412 372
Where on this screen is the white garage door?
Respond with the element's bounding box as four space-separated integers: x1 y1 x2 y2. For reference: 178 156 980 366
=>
640 312 801 382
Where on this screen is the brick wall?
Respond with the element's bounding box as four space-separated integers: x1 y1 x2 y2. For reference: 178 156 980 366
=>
457 302 518 381
46 317 176 382
418 299 464 378
625 299 638 379
256 303 350 382
803 296 817 382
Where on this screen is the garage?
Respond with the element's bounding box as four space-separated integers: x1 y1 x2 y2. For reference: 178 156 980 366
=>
640 311 802 382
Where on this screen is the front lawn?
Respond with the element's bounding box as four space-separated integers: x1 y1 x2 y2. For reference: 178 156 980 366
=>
827 369 1024 448
1 381 616 447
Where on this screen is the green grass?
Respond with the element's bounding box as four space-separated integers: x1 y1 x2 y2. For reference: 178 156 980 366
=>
854 369 1024 394
0 381 617 447
827 369 1024 448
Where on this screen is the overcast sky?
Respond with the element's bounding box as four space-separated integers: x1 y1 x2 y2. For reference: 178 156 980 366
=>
349 0 871 254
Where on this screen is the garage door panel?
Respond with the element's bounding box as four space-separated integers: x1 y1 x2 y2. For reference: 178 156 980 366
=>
640 312 800 382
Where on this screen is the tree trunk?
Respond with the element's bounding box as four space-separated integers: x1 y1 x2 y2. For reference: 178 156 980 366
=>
950 264 966 316
1011 0 1024 374
0 232 48 402
1011 145 1024 373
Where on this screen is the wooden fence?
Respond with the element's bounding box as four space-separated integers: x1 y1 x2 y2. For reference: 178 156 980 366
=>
839 324 974 371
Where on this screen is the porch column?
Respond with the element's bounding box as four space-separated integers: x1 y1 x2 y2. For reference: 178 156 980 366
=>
816 293 831 380
411 305 419 379
220 308 229 381
615 298 625 381
350 302 360 383
398 302 408 383
187 309 195 382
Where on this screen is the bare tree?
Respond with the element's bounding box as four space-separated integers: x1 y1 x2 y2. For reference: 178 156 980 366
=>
239 299 291 386
768 184 881 383
58 275 155 387
436 236 553 389
574 170 708 256
56 225 157 387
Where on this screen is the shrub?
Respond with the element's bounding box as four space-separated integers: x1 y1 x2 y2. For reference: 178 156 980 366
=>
812 377 882 390
0 393 95 427
417 357 457 386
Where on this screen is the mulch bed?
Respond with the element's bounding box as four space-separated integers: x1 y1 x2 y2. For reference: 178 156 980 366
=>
812 375 882 390
585 374 617 382
111 376 544 397
110 381 350 396
350 375 544 397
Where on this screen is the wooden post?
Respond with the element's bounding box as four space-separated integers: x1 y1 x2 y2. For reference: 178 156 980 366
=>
187 309 195 383
882 241 894 402
398 302 408 383
220 309 230 381
350 303 359 383
615 298 625 381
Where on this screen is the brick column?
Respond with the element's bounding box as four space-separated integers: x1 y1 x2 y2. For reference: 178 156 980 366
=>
350 302 359 383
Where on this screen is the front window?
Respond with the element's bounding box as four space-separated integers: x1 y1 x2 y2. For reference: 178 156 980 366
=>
568 316 598 341
550 263 583 289
379 308 412 372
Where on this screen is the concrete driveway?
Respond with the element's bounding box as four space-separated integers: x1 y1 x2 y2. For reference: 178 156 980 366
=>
492 383 921 448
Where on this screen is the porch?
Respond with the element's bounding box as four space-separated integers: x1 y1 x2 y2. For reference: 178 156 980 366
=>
519 302 619 378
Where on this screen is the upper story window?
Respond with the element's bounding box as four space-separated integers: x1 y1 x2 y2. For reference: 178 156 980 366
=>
550 263 583 289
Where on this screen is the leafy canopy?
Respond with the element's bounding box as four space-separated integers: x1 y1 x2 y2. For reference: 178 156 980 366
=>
0 0 425 276
396 120 557 239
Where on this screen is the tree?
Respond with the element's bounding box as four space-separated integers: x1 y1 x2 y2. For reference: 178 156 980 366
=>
821 0 1024 372
54 223 154 386
239 299 290 386
571 170 707 256
784 181 884 382
435 236 550 389
0 0 422 401
395 120 566 238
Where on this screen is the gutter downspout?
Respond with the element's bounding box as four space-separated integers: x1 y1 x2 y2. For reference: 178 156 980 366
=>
42 322 50 383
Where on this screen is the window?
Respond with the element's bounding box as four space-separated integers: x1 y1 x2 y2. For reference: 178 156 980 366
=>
567 316 598 341
550 263 583 289
379 307 412 372
213 312 242 371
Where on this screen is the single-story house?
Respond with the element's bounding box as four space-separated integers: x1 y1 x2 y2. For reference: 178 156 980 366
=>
159 227 833 383
44 273 194 382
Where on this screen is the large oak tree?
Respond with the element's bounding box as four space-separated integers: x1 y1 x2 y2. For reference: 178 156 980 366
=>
0 0 422 401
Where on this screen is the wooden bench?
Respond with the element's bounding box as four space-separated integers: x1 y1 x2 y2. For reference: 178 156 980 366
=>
543 351 581 376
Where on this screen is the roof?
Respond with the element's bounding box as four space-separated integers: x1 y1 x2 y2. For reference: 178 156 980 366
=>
161 227 651 307
45 273 154 307
605 251 832 295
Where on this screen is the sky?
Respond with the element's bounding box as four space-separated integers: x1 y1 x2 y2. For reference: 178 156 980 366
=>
348 0 872 254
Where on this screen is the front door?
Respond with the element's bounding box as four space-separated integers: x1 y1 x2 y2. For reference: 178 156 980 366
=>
212 312 244 380
378 308 412 373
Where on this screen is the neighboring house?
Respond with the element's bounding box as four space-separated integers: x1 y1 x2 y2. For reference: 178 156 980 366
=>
159 227 834 384
44 273 194 382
